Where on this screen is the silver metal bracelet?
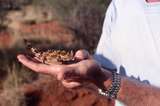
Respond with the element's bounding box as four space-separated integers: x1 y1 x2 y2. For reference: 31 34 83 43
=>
98 71 121 99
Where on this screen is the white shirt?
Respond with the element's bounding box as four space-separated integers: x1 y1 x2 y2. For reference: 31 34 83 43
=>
95 0 160 105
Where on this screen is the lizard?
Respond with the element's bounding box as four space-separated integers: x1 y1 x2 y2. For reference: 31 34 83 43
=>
24 39 75 65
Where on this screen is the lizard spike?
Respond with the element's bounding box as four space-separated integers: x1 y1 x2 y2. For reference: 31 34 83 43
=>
24 39 40 54
24 39 32 49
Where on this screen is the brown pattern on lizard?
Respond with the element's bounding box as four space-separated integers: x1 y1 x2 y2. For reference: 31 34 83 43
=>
24 40 75 65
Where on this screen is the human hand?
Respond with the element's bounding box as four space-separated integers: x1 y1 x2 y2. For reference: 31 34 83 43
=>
17 50 110 89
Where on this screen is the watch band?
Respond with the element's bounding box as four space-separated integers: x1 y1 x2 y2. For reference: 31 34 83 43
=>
98 71 121 99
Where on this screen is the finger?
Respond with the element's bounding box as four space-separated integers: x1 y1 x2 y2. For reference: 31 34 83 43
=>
33 56 43 63
62 80 81 89
57 67 79 81
56 71 65 81
74 49 90 60
17 54 53 74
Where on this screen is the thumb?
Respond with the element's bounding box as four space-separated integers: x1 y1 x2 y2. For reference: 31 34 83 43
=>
62 80 81 89
74 49 90 60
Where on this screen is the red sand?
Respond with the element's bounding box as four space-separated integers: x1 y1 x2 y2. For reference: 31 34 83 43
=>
21 75 115 106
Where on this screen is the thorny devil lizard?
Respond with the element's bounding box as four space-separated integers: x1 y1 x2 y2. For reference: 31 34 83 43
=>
24 40 77 65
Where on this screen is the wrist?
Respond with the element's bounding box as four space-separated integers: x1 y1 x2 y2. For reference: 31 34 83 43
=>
93 69 112 90
98 71 121 99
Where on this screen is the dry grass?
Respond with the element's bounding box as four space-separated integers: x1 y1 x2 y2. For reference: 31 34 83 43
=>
0 88 25 106
0 61 38 106
0 65 25 106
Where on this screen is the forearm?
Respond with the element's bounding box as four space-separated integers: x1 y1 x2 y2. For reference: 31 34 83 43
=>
117 76 160 106
95 68 160 106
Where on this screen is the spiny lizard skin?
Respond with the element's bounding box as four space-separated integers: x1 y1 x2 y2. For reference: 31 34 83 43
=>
24 40 75 65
